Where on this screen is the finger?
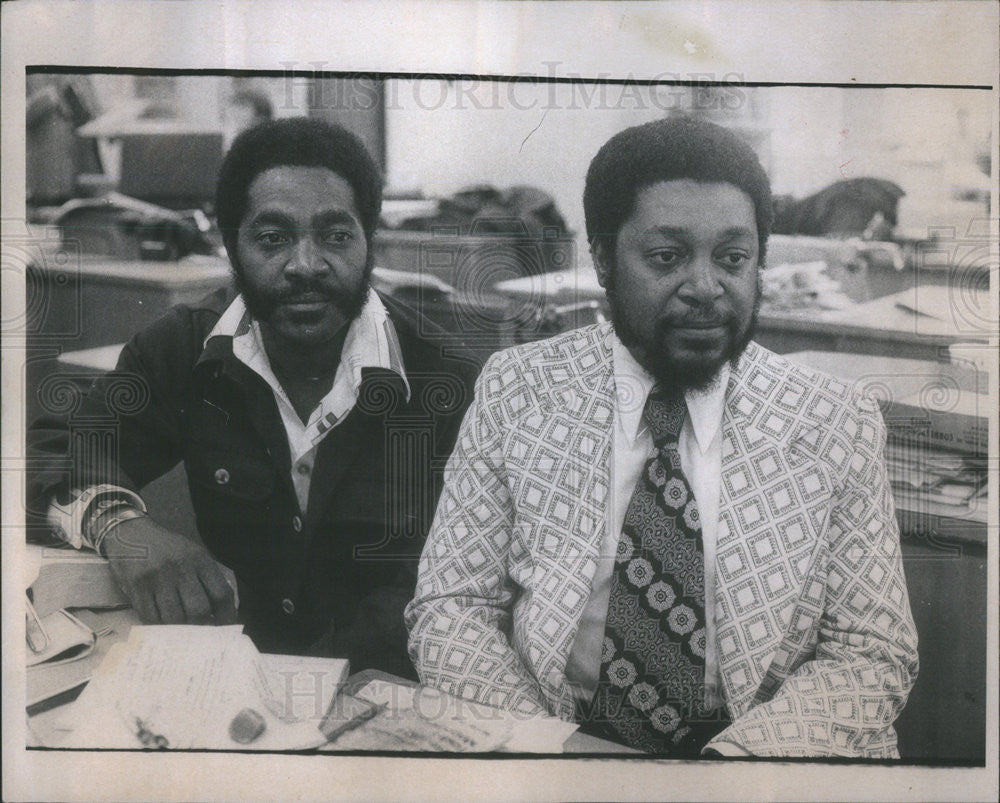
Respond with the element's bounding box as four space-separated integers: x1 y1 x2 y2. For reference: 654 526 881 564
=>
153 585 186 625
130 588 160 624
115 565 160 624
176 575 213 624
197 564 238 625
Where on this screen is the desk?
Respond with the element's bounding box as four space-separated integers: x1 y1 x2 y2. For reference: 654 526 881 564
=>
25 559 628 754
24 252 232 427
24 253 511 431
757 286 991 361
28 247 516 355
28 251 232 350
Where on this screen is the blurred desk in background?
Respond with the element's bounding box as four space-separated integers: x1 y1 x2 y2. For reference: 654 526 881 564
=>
28 252 232 350
23 250 516 429
24 251 232 429
759 285 992 361
494 269 991 362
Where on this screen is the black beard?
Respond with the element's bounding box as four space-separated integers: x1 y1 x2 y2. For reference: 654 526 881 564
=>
605 271 761 392
230 251 375 329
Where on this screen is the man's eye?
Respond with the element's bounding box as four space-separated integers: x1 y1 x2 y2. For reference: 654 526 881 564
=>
255 231 289 247
719 251 751 269
648 250 684 268
322 230 354 245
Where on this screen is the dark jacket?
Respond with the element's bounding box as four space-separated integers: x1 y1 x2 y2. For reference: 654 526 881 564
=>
27 287 481 678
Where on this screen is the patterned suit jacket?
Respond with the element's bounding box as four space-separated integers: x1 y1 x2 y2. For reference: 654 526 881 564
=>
405 324 918 757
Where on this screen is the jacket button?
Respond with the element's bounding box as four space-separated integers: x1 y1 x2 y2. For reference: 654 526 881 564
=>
214 468 230 485
292 515 302 532
281 598 295 615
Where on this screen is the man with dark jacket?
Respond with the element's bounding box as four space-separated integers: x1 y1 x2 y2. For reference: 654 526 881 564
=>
28 117 478 677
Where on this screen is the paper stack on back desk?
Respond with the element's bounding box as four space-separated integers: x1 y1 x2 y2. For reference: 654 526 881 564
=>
49 625 348 750
787 350 989 526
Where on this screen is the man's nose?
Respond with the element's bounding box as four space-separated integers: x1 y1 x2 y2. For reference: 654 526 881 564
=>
285 237 328 278
677 256 723 306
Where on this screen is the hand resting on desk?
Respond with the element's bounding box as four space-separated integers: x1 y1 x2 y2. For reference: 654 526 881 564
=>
102 517 237 625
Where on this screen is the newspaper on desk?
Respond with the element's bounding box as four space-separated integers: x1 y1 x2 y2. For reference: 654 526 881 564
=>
320 679 578 753
48 625 348 750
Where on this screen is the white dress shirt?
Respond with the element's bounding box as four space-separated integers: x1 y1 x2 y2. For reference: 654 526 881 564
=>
564 333 730 711
209 287 410 515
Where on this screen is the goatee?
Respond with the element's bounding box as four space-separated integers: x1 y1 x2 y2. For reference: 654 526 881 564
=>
606 272 761 392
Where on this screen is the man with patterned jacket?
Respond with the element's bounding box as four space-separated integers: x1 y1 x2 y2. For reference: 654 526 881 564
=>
406 116 918 757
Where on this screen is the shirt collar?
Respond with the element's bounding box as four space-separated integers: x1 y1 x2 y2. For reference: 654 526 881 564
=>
611 331 729 454
204 288 411 401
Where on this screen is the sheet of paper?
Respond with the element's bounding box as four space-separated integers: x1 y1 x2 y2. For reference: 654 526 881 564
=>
26 659 92 712
320 679 576 753
51 625 340 750
502 714 580 754
257 653 350 722
26 609 95 667
29 551 128 617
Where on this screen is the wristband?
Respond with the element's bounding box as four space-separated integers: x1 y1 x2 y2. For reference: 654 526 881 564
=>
83 497 132 546
48 484 146 550
82 486 147 550
92 507 147 558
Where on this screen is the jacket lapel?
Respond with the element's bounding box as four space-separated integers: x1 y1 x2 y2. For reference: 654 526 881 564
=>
713 343 834 717
305 370 410 526
522 325 616 716
306 408 367 521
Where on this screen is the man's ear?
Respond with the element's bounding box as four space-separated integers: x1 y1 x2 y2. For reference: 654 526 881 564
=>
591 237 613 289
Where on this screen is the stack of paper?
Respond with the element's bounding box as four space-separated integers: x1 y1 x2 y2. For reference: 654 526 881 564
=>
48 625 348 750
787 350 990 526
760 261 854 312
886 446 987 523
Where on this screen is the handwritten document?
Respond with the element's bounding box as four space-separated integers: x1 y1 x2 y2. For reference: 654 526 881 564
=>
51 626 347 750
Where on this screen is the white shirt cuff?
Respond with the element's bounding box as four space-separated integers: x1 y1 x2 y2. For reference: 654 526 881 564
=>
46 484 146 550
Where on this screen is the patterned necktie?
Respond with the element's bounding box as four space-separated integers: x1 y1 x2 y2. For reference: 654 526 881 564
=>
586 385 729 755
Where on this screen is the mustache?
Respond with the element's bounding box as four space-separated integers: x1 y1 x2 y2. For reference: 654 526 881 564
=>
663 309 732 328
271 277 340 303
233 271 366 321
